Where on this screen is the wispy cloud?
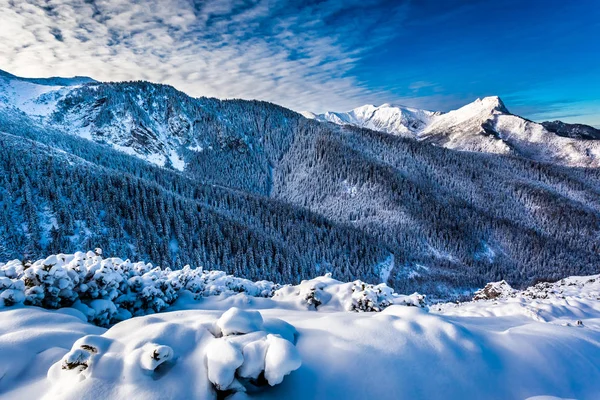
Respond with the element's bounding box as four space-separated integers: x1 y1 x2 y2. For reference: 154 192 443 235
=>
0 0 412 112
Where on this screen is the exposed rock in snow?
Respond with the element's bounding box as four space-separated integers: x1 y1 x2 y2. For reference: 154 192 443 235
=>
472 280 515 300
542 120 600 140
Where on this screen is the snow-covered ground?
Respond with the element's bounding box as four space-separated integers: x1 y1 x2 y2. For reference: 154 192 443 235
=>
1 253 600 399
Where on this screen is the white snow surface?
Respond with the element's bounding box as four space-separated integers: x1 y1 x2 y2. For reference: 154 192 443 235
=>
2 253 600 399
0 74 74 117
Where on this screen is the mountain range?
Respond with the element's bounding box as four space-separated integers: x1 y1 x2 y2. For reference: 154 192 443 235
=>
2 69 600 299
305 97 600 167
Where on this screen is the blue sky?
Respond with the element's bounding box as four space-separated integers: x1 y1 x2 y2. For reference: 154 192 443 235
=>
1 0 598 126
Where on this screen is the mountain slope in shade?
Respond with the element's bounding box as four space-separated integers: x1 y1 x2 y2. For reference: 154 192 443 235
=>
542 120 600 140
313 96 600 167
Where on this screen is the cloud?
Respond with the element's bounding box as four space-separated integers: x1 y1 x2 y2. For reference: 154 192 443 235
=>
0 0 412 112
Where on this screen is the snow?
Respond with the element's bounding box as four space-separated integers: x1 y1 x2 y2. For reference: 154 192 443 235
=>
263 334 302 385
168 148 186 171
0 252 424 325
0 75 72 117
0 72 191 173
217 307 264 336
378 254 394 283
2 253 600 399
206 339 245 390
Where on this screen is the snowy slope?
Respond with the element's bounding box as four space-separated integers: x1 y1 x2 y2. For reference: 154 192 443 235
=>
314 96 600 167
0 70 301 176
0 71 191 171
0 70 90 117
1 252 600 399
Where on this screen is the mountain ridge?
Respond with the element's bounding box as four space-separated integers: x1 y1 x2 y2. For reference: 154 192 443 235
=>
309 96 600 167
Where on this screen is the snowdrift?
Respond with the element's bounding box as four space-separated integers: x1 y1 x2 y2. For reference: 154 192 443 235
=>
1 252 600 399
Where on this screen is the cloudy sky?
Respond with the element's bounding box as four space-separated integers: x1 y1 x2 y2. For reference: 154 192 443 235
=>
1 0 599 126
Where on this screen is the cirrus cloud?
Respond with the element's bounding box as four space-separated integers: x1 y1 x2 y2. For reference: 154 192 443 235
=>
0 0 413 112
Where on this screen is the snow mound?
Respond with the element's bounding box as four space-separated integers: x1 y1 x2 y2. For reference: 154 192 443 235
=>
217 307 264 336
2 274 600 399
263 334 302 385
435 274 600 323
206 339 244 390
44 308 300 399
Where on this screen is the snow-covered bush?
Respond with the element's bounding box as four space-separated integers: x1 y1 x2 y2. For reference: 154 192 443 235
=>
0 251 279 325
274 274 428 312
0 251 427 325
349 280 395 312
206 307 301 395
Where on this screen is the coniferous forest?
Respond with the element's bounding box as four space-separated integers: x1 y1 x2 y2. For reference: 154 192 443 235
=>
2 78 600 298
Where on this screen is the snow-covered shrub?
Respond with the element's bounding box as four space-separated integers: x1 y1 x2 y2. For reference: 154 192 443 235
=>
274 275 427 312
299 281 327 310
206 308 302 395
217 307 264 336
0 251 427 325
0 251 280 324
61 348 92 372
139 343 174 372
348 280 395 312
47 308 301 399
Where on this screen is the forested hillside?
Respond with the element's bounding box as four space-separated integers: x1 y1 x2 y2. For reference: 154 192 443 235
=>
0 116 388 285
2 72 600 298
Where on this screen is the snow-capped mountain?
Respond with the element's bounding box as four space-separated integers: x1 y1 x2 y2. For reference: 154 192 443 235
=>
0 69 95 118
0 70 298 184
307 103 439 136
313 96 600 167
0 72 191 171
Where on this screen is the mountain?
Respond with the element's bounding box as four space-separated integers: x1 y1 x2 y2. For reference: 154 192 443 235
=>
542 120 600 140
2 69 600 299
306 103 439 136
312 96 600 167
0 69 96 87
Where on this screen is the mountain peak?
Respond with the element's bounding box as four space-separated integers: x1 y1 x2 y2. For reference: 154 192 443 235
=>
477 96 509 114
